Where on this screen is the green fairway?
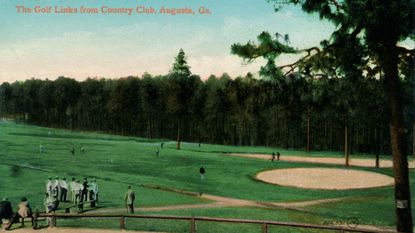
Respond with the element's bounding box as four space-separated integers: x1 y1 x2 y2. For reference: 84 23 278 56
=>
0 122 414 231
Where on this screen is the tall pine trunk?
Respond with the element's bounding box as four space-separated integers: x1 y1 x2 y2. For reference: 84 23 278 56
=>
413 122 415 158
382 46 413 232
306 110 311 153
176 118 181 150
345 125 349 166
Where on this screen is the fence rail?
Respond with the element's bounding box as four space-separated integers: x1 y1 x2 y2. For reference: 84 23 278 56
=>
38 213 394 233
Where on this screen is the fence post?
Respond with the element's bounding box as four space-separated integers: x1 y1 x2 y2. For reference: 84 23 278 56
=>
50 215 56 228
33 209 38 229
190 218 196 233
120 216 125 230
262 223 268 233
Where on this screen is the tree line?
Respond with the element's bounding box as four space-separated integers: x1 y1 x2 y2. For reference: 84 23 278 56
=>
0 51 413 155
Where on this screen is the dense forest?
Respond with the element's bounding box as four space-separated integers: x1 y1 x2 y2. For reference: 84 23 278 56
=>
0 50 413 155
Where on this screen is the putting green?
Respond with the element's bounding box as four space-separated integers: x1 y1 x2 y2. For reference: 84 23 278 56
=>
256 168 394 190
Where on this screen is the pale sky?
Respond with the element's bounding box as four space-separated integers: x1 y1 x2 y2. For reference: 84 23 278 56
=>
0 0 335 83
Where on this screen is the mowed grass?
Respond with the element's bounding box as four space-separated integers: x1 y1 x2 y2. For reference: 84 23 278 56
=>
0 121 414 231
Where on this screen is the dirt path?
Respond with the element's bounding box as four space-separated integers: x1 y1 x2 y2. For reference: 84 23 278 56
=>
228 153 415 168
91 192 345 214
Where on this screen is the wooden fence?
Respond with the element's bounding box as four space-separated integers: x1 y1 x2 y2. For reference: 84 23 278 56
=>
37 213 395 233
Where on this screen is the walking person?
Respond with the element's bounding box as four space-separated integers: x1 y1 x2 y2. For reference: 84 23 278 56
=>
125 186 135 214
271 152 276 162
277 152 281 161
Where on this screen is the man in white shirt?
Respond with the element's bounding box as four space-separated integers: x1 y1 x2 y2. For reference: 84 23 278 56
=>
59 178 68 202
45 178 52 196
124 186 135 214
90 179 99 202
75 180 83 204
69 178 77 204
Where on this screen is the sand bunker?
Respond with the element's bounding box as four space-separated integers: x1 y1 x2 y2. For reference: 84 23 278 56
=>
256 168 394 190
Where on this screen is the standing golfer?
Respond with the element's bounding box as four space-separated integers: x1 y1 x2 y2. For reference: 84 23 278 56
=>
199 167 206 180
125 186 135 214
81 178 88 202
69 178 77 204
46 178 52 196
59 178 68 202
271 152 276 162
277 152 281 161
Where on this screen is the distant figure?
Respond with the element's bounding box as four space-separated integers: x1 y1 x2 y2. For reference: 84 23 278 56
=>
271 152 276 162
160 142 164 149
39 144 45 153
80 145 85 153
0 198 14 230
125 186 135 214
375 153 380 168
156 148 160 157
17 197 33 227
199 167 206 180
60 178 68 202
277 152 281 161
70 147 75 156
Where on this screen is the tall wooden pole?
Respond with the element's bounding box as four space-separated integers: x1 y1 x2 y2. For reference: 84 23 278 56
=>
413 122 415 159
307 110 311 153
176 119 181 150
345 125 349 166
383 46 412 232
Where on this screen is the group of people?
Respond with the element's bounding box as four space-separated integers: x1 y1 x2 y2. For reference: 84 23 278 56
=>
271 152 281 162
0 197 34 230
45 177 99 213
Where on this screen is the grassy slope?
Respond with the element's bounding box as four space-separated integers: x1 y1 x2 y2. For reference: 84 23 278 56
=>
0 122 413 231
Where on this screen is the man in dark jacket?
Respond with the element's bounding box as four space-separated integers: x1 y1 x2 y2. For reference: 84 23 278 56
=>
81 178 88 202
0 198 14 230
